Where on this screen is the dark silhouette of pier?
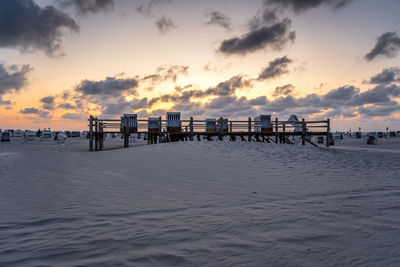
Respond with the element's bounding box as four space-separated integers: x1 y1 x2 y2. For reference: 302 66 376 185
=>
88 114 331 151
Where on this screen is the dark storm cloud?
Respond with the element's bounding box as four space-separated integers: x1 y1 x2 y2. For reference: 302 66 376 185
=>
19 107 52 118
156 16 177 34
0 0 79 57
264 0 354 13
258 56 292 80
218 18 295 55
0 63 33 96
59 0 114 15
273 84 295 96
76 76 138 96
365 32 400 61
205 10 232 30
368 67 400 84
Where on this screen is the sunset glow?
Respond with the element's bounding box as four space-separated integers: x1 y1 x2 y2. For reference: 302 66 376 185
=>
1 0 399 131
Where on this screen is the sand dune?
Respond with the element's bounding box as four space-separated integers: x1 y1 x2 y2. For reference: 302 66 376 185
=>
0 137 399 266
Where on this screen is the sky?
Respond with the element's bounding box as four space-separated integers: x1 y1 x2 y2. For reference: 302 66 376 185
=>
0 0 399 131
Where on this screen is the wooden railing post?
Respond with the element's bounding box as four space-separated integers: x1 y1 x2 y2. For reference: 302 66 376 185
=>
229 121 233 133
89 115 94 152
275 118 279 143
301 118 305 145
147 118 150 145
219 117 223 141
190 117 194 141
326 118 330 147
94 117 99 151
159 116 162 143
248 117 251 142
99 122 104 151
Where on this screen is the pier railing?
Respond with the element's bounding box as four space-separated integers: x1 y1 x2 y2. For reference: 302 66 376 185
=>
88 116 330 151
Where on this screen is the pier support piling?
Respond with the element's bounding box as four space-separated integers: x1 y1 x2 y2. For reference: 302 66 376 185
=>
248 117 252 142
326 118 330 148
89 115 94 152
301 118 306 146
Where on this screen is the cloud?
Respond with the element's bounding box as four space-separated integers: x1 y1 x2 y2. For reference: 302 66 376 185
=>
59 0 114 15
101 97 151 115
136 0 172 15
94 74 252 117
258 56 292 80
248 7 279 30
365 32 400 61
264 0 354 13
156 16 177 34
294 61 308 72
358 104 400 118
200 84 400 119
349 84 400 106
19 107 52 118
367 67 400 84
143 65 188 84
76 76 138 96
204 95 268 117
62 113 82 120
52 64 400 121
205 10 232 30
218 18 295 55
40 96 54 104
0 97 11 106
58 103 77 109
0 0 79 57
0 63 33 97
40 96 55 110
273 84 295 96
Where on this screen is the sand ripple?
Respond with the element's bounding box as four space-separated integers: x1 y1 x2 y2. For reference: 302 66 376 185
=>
1 139 400 266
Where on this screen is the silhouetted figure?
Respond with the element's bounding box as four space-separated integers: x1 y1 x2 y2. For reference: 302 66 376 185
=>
36 129 41 137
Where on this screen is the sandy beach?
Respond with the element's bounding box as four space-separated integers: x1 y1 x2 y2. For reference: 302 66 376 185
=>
1 137 399 266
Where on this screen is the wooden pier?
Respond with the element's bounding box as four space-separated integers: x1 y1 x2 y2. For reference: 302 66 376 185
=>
88 115 331 151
